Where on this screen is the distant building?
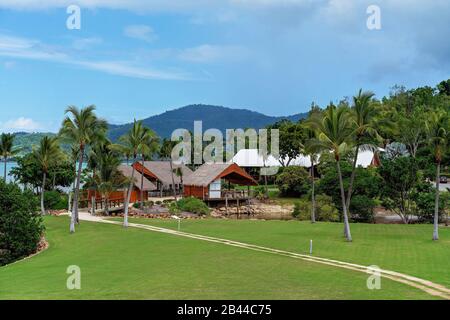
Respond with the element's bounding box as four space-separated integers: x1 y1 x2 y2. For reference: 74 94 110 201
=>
133 161 193 197
183 163 257 201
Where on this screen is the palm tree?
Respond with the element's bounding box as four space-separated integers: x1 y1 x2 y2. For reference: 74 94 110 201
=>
95 149 127 216
138 131 158 209
59 106 107 233
159 139 178 200
33 136 62 215
303 127 321 223
308 104 353 241
87 140 110 215
117 120 153 227
0 133 20 182
426 111 448 241
346 90 381 212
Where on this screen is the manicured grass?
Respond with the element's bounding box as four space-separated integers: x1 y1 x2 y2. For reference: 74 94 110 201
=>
123 218 450 288
0 216 437 300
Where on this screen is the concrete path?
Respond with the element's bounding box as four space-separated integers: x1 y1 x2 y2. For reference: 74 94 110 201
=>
75 211 450 300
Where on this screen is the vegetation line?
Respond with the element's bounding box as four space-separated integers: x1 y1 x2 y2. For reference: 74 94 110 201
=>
98 219 450 300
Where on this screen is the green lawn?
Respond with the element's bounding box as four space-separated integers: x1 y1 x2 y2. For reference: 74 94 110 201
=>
0 216 439 300
121 218 450 288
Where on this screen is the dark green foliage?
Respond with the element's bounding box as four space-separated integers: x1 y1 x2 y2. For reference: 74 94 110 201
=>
415 191 446 223
317 161 381 219
349 195 376 223
11 153 75 191
43 191 68 210
169 197 211 216
378 156 421 223
0 181 44 266
275 166 310 197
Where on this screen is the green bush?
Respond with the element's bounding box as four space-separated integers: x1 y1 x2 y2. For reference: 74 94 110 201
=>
275 166 310 197
350 195 376 223
170 197 211 216
415 191 446 223
0 181 44 266
43 191 68 210
293 194 339 222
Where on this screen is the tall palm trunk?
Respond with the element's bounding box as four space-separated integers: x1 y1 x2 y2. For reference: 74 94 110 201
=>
123 157 136 228
169 160 178 201
310 156 316 223
140 157 145 208
3 156 7 182
336 160 352 242
70 147 84 233
433 162 440 241
346 145 360 211
41 172 47 215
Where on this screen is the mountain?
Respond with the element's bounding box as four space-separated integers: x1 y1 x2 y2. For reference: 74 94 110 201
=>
108 104 308 140
12 132 57 156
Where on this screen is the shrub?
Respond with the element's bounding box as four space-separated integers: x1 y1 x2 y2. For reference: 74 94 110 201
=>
317 162 382 216
170 197 211 216
275 166 310 197
350 195 376 223
292 194 339 222
0 181 44 266
43 191 68 210
415 191 446 223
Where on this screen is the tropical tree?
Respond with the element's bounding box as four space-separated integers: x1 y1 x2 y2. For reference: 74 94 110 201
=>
346 90 382 212
159 139 178 200
95 149 127 216
117 120 153 227
59 106 107 233
426 110 448 240
87 139 110 214
308 104 353 241
0 133 20 182
303 127 321 223
33 136 62 215
138 131 158 209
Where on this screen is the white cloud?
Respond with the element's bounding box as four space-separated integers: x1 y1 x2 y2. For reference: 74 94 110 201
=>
178 44 248 63
0 117 42 132
72 37 103 50
0 33 190 80
124 25 157 43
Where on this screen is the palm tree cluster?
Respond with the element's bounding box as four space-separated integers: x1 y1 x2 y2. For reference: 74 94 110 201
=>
303 89 448 241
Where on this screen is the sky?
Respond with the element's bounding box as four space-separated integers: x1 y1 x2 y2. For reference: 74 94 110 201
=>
0 0 449 133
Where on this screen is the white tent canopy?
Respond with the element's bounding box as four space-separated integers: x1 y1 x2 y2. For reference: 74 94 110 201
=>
231 148 384 169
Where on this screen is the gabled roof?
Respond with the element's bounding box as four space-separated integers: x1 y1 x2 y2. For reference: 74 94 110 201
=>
134 161 193 186
118 165 157 191
184 163 258 187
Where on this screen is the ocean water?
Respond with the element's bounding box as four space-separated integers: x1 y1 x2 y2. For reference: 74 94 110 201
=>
3 162 17 183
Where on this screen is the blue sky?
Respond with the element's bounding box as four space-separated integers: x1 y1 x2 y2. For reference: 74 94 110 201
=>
0 0 449 132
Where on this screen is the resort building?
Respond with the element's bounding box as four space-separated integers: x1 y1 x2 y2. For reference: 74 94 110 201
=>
183 163 258 202
133 161 193 197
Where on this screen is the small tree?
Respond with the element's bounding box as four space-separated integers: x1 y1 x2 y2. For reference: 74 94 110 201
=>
378 156 420 224
275 166 310 197
426 111 448 240
0 133 20 182
33 136 62 215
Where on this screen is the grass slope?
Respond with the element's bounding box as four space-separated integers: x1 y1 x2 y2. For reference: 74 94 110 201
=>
122 218 450 288
0 217 435 300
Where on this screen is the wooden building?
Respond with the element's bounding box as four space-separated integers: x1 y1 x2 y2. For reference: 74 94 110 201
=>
133 161 193 197
183 163 258 201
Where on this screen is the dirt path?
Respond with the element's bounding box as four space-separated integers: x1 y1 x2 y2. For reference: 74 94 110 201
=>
77 212 450 300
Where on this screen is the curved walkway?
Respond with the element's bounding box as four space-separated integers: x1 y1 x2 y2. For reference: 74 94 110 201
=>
78 212 450 300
